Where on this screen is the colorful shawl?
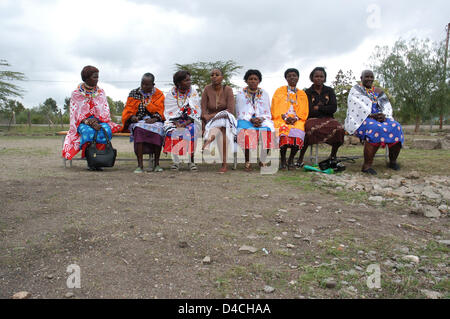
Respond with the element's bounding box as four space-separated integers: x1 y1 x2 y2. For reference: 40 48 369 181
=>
121 87 165 131
62 84 121 160
235 87 274 131
163 86 201 134
271 86 309 137
345 85 393 135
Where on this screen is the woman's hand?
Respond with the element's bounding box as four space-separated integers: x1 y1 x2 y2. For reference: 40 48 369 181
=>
369 113 386 123
286 117 297 125
130 115 138 123
375 113 386 122
251 117 263 127
145 117 157 124
91 121 102 131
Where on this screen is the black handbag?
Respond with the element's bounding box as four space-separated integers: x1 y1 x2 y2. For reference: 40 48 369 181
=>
319 158 346 172
85 127 117 168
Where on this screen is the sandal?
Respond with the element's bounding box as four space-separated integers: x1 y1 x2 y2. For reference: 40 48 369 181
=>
153 165 163 172
171 163 179 171
362 167 377 175
188 163 198 171
218 166 228 174
295 161 305 169
245 162 252 172
134 167 144 174
388 162 400 171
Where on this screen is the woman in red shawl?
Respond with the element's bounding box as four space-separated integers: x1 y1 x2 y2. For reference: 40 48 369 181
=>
62 66 121 170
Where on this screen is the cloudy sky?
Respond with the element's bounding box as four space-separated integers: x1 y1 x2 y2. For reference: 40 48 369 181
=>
1 0 449 109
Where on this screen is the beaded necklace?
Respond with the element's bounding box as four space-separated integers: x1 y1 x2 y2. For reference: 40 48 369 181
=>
79 83 98 98
364 86 378 103
175 87 190 108
244 87 261 110
286 86 298 105
140 88 154 107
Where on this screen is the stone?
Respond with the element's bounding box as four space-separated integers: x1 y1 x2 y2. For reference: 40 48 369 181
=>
421 289 443 299
273 236 282 241
261 194 269 199
439 135 450 150
437 240 450 247
402 255 420 264
64 292 75 298
178 241 188 248
369 196 384 203
286 244 296 249
421 190 442 200
383 260 397 268
438 205 448 213
423 206 441 218
264 285 275 293
46 274 54 279
411 139 440 150
239 245 258 253
202 256 212 264
324 278 337 289
12 291 31 299
397 247 410 254
406 171 420 179
438 189 450 202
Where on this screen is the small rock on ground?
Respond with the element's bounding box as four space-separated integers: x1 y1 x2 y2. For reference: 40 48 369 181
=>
324 278 337 289
421 289 442 299
12 291 31 299
264 285 275 293
402 255 420 264
239 245 258 253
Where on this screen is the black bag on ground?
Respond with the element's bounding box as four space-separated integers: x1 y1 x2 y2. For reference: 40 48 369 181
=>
318 158 346 172
85 127 117 168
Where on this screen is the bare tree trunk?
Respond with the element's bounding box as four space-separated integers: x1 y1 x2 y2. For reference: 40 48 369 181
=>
415 115 421 133
440 113 443 130
28 110 31 128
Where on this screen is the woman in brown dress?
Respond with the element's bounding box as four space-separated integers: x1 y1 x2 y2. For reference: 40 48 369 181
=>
297 67 345 166
201 68 237 173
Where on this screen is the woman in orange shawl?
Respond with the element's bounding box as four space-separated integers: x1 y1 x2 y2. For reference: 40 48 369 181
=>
271 68 309 170
122 73 165 173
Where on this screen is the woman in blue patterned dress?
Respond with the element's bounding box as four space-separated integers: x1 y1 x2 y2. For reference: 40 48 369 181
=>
345 70 403 175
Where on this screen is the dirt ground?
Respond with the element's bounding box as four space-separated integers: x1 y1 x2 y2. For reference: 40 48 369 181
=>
0 136 448 299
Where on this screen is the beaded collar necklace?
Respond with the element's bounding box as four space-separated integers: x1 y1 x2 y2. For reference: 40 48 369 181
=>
79 83 98 98
244 87 261 110
140 87 155 106
286 86 298 105
364 86 378 103
175 87 190 108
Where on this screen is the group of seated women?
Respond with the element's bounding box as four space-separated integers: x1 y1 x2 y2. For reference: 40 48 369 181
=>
62 65 403 175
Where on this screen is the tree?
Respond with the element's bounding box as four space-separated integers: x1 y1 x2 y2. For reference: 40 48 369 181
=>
0 99 25 114
106 97 125 117
40 97 58 114
371 38 445 132
332 69 356 122
0 59 26 106
63 97 71 115
174 60 243 95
